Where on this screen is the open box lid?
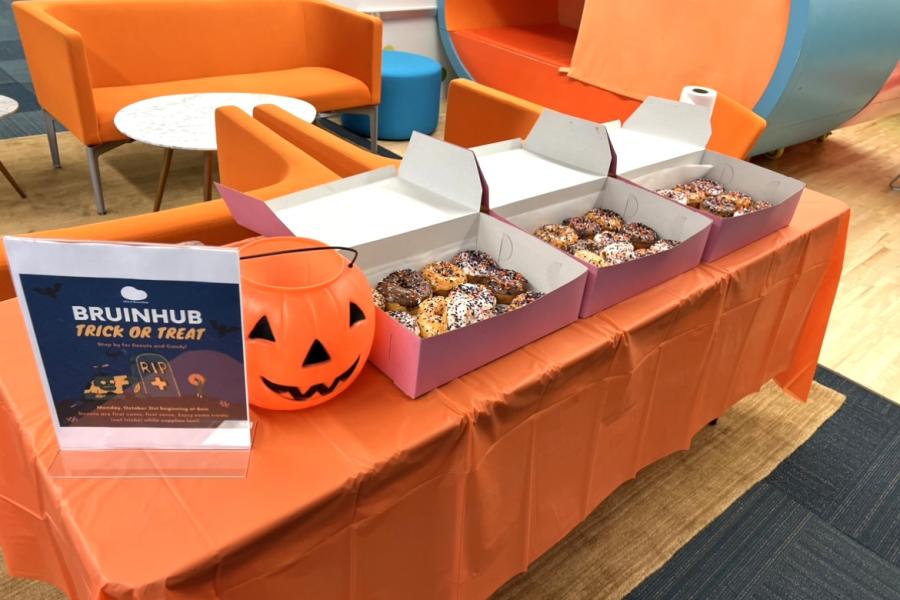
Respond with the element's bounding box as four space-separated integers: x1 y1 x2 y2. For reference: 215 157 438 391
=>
218 132 483 247
472 110 615 210
606 97 712 176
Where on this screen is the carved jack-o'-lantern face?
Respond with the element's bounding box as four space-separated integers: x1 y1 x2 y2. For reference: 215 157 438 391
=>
239 237 375 411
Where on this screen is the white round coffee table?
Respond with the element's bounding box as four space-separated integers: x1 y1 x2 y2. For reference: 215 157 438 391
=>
0 96 26 199
114 93 317 211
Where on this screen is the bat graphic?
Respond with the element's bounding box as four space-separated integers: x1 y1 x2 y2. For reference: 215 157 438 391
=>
211 320 240 337
32 282 62 299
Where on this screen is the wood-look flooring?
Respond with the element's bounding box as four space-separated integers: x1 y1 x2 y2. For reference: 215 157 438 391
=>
0 114 897 400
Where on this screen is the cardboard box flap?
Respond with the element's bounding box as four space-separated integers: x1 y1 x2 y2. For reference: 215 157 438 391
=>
473 110 613 210
610 97 712 176
219 133 484 247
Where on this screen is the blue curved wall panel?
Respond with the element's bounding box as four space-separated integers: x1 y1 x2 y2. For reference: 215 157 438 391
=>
751 0 900 155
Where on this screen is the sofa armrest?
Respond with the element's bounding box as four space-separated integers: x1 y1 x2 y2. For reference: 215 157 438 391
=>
12 3 99 145
443 79 543 148
708 92 767 159
303 1 383 106
216 106 340 194
254 106 398 177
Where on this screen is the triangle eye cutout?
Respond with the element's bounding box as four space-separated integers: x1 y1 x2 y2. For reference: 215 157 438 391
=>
249 316 275 341
349 302 366 326
304 339 331 366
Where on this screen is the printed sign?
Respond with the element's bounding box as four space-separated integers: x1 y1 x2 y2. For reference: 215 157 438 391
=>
4 237 251 450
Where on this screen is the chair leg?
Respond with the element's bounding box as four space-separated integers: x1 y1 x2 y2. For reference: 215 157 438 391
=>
0 161 26 198
85 145 107 215
369 105 379 153
43 110 61 169
153 148 174 212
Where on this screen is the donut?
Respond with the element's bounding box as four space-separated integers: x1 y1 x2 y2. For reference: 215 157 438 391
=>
510 291 544 309
622 222 659 249
649 239 679 253
417 296 448 339
602 241 637 265
492 304 513 317
754 200 773 211
584 208 625 232
422 261 467 296
720 191 753 209
534 224 578 250
568 238 604 255
376 269 432 312
486 268 528 304
574 248 606 268
447 283 496 331
702 196 736 217
372 288 385 310
684 177 724 197
452 250 498 284
634 248 653 259
388 311 420 337
562 216 602 239
656 188 688 205
593 230 631 248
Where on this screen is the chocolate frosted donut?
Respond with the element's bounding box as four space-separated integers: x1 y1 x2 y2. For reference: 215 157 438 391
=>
486 268 528 304
377 269 432 312
422 261 467 295
534 224 578 250
447 283 496 330
389 311 420 336
568 238 603 255
602 241 637 265
452 250 498 284
684 177 724 197
562 216 602 239
584 208 625 232
656 188 688 205
510 291 544 309
702 196 736 217
622 222 659 249
593 230 631 248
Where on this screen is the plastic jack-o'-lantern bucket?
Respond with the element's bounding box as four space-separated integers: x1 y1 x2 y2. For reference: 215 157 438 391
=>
239 237 375 411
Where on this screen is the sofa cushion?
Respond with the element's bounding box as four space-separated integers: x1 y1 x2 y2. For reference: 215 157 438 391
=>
94 67 372 143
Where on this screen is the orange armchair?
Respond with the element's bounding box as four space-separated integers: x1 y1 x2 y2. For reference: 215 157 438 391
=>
0 107 342 301
14 0 382 214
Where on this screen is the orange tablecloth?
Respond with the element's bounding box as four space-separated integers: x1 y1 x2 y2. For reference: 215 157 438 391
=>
0 191 848 600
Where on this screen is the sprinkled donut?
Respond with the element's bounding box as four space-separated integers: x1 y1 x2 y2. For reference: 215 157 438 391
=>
634 248 653 259
389 311 420 336
684 177 724 197
417 296 448 339
622 222 659 249
602 241 637 265
702 196 736 217
568 238 604 255
452 250 498 284
492 304 513 317
562 216 602 239
534 224 578 250
656 188 688 205
720 190 754 210
593 230 631 248
486 268 528 304
510 291 544 309
422 261 467 296
372 288 385 310
447 283 496 331
574 248 606 268
649 239 679 253
376 269 432 312
584 208 625 232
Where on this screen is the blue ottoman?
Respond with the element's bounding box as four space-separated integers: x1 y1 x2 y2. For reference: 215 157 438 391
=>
343 50 442 141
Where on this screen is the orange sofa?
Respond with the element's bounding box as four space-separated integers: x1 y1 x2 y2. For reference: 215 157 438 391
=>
13 0 382 214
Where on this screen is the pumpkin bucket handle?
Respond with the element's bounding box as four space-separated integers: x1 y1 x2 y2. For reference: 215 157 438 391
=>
240 246 359 269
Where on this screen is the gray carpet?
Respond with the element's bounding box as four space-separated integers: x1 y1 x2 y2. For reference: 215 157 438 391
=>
627 366 900 599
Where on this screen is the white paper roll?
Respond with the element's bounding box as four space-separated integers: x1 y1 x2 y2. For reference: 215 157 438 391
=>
680 86 717 114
